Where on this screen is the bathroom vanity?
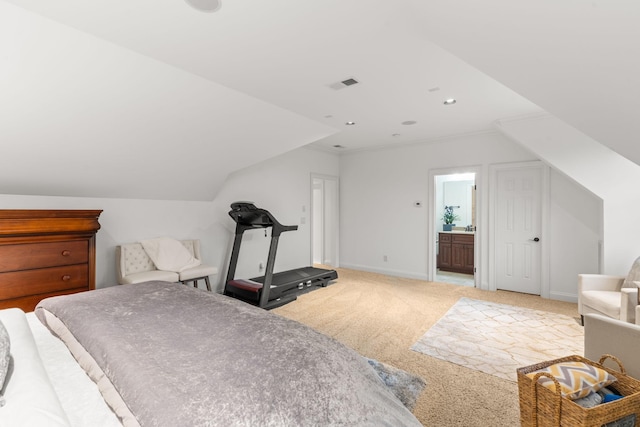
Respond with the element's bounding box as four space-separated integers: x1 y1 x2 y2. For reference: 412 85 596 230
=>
438 231 474 274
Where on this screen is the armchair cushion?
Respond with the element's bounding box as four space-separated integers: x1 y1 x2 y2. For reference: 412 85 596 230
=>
580 290 625 319
120 270 179 285
179 264 218 282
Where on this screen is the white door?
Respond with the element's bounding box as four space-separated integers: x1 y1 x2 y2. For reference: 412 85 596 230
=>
311 175 339 267
495 165 542 294
312 179 324 264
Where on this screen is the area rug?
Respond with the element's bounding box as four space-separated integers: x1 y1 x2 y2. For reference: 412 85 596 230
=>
366 358 426 410
411 297 583 381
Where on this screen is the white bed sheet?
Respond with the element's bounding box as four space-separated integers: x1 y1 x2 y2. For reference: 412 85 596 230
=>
26 312 122 427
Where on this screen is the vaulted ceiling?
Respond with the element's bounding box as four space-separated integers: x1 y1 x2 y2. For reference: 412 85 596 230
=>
1 0 638 200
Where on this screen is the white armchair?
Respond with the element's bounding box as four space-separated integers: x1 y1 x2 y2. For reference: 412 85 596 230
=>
584 313 640 380
116 239 218 290
578 257 640 325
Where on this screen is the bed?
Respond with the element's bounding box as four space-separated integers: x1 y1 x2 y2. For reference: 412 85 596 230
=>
0 281 422 426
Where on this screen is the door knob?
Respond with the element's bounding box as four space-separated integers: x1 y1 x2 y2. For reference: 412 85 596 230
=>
529 237 540 242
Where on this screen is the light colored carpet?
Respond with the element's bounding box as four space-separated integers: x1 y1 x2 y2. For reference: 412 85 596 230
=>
411 297 584 381
273 267 580 427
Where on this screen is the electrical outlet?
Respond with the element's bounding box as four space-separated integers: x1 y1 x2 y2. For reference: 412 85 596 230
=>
258 261 264 271
383 255 388 262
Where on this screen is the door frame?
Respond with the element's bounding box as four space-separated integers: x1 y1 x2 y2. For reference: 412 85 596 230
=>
488 161 550 297
310 173 340 267
428 165 481 288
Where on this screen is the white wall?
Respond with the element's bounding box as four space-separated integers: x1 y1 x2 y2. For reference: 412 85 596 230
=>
548 170 602 301
339 131 602 301
340 132 536 281
0 147 339 293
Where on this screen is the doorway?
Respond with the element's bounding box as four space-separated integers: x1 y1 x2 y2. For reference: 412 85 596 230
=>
311 174 339 268
430 168 479 287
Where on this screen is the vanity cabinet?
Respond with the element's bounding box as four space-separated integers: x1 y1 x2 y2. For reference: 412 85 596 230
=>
438 232 474 274
0 210 102 311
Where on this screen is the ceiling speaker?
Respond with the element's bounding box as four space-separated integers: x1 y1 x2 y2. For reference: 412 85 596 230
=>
184 0 221 12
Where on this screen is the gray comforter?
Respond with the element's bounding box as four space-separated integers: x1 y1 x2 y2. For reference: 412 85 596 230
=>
35 281 422 427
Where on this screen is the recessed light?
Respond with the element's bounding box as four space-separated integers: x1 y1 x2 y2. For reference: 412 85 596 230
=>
345 121 356 125
184 0 221 12
401 120 417 125
444 99 457 105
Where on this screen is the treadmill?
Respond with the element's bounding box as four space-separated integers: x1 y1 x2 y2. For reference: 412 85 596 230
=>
224 202 338 309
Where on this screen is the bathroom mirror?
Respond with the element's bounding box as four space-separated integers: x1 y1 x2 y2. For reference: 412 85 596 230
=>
443 180 476 229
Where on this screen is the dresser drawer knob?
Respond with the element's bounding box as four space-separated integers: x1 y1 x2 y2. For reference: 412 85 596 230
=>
62 250 71 256
62 275 71 281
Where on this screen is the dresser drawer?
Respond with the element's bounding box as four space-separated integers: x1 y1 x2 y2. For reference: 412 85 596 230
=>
452 233 474 244
0 240 88 273
0 264 89 300
439 233 452 242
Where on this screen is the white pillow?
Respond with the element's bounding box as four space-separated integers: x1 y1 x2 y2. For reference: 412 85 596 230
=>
622 256 640 288
0 308 70 427
0 319 10 406
140 237 201 272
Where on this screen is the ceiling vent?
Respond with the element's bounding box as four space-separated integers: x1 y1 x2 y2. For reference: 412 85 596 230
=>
329 77 360 90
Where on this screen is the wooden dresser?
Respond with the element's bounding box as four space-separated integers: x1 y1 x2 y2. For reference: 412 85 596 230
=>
438 232 474 275
0 210 102 311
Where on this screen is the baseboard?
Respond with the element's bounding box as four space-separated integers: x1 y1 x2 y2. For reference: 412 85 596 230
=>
549 291 578 303
339 263 429 281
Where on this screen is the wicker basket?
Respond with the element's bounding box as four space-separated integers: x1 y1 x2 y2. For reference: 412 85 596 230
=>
517 354 640 426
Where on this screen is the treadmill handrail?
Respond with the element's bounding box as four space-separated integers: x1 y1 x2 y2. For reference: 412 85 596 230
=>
228 202 298 236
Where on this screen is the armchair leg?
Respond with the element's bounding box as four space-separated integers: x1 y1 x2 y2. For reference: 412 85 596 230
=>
181 277 211 291
581 315 584 326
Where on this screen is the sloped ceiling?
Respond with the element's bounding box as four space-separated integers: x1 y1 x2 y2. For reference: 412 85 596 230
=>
2 0 638 200
406 0 640 166
0 1 337 201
